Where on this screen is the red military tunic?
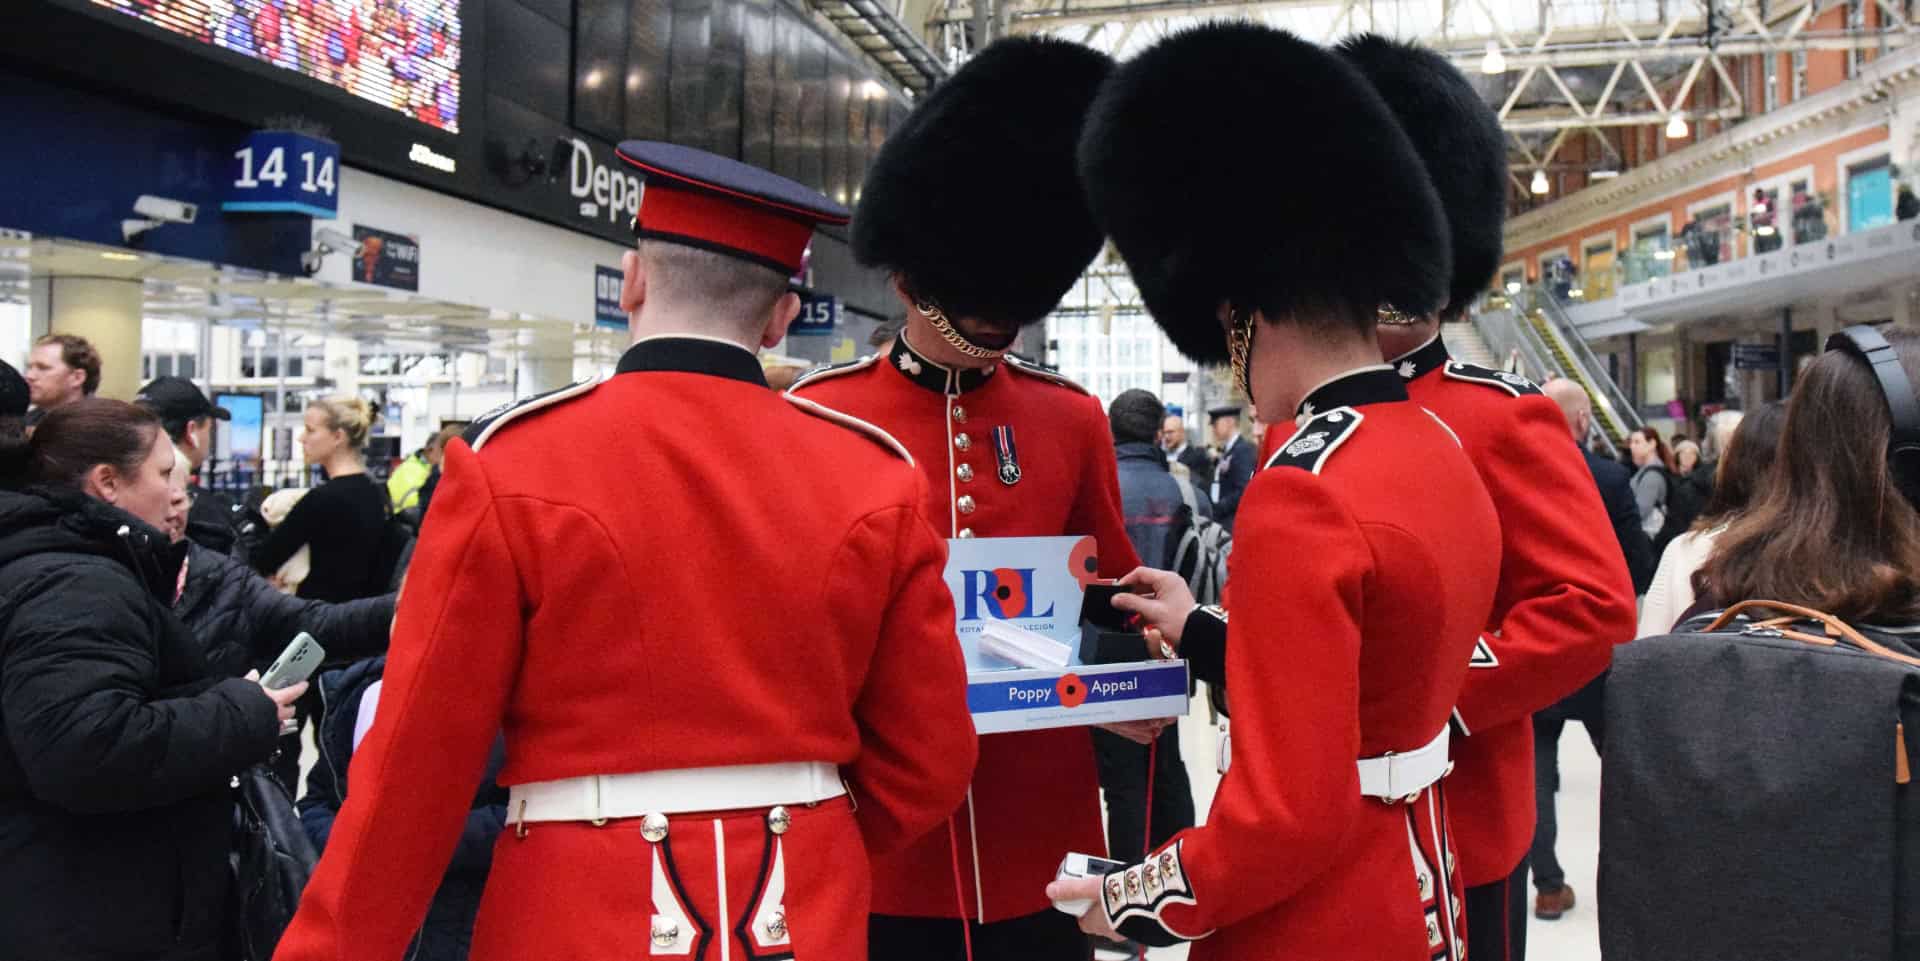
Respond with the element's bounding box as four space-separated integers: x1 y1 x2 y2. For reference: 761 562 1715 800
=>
1389 333 1637 886
790 332 1143 922
274 337 978 961
1105 366 1500 960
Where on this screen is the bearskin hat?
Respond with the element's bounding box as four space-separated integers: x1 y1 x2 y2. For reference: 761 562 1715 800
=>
1076 22 1451 364
853 37 1113 327
1338 33 1508 316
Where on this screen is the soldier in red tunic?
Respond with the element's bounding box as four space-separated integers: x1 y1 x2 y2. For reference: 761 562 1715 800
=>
1049 24 1501 960
789 36 1148 961
1336 36 1639 961
272 142 978 961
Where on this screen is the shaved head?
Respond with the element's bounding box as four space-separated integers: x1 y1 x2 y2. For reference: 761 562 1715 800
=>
1542 378 1591 442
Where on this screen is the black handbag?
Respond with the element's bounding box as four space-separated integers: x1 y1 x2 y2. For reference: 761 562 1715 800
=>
229 761 319 961
1601 600 1920 961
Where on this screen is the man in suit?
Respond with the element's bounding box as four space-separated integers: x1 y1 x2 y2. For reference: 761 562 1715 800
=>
1532 377 1653 921
1206 405 1256 532
1161 413 1213 482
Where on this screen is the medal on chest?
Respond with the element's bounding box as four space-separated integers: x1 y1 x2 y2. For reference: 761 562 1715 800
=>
992 425 1022 486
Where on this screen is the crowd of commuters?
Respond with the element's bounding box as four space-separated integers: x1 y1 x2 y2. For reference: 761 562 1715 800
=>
6 33 1920 961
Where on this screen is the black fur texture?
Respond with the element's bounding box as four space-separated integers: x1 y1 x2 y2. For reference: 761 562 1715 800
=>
1338 33 1508 316
852 37 1113 327
1076 22 1451 364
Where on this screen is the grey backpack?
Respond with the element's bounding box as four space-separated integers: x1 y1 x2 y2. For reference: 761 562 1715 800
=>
1168 477 1231 606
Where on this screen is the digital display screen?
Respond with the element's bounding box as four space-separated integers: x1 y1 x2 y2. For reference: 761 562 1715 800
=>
88 0 461 132
215 393 265 463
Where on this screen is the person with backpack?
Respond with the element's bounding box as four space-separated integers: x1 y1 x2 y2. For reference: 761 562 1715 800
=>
1629 426 1703 553
1095 390 1197 932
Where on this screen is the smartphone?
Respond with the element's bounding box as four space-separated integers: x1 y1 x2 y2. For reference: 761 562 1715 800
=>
1081 581 1135 631
260 632 325 691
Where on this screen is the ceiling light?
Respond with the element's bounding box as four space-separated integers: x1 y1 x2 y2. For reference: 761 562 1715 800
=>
100 252 141 262
1755 225 1777 237
1653 248 1676 260
1666 114 1689 138
1481 40 1507 75
1506 281 1523 294
1530 169 1550 195
1590 170 1620 180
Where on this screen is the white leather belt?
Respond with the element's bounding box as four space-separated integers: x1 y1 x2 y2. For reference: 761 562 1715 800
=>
506 761 846 825
1356 727 1451 801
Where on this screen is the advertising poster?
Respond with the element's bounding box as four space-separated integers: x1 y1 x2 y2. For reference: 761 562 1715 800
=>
215 393 264 463
353 225 420 291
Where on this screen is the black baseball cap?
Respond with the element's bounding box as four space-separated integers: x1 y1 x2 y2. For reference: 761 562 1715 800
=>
134 376 230 423
0 359 26 418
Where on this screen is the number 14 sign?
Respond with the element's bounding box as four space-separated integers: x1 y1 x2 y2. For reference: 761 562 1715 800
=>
223 131 341 219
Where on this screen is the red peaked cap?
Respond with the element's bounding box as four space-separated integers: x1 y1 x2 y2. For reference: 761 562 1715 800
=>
615 141 851 276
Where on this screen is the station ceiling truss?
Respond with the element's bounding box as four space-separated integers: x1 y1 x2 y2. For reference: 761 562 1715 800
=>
926 0 1916 179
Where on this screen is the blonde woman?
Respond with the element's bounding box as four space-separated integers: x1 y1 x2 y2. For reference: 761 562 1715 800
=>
251 395 389 602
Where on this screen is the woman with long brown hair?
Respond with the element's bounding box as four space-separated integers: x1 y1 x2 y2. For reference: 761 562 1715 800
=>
1697 328 1920 624
1626 425 1676 541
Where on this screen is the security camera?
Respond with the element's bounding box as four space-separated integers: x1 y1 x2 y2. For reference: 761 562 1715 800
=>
301 228 364 276
122 219 163 243
133 195 198 225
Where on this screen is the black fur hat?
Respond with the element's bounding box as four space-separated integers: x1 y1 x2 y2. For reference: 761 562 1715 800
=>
1338 33 1508 317
1077 22 1451 364
853 37 1113 327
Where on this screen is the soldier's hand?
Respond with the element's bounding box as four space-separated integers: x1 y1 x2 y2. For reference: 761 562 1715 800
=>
1045 876 1124 941
1097 718 1174 745
1112 567 1197 646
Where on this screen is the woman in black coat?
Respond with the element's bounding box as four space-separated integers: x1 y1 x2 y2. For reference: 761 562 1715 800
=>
0 400 303 961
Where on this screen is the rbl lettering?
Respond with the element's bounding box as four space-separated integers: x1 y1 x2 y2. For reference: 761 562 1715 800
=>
960 567 1056 620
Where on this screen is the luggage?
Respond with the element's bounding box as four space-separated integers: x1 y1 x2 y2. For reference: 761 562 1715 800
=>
1601 600 1920 960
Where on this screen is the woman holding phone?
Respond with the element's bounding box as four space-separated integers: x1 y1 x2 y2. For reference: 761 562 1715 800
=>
0 398 303 961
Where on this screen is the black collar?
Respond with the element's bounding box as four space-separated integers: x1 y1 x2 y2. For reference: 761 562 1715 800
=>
616 337 768 387
1389 333 1451 383
888 333 997 396
1296 365 1408 419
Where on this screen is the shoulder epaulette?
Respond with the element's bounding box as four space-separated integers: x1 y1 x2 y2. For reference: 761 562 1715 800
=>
1002 354 1090 395
782 394 915 466
1264 407 1364 475
1442 361 1542 397
463 378 602 452
788 354 878 391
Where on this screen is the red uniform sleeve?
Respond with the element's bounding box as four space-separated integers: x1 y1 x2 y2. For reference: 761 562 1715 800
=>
1108 470 1370 939
1453 397 1636 733
273 440 525 961
1069 393 1144 578
841 499 978 856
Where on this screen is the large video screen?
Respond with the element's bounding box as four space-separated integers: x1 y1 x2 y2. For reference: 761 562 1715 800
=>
88 0 461 132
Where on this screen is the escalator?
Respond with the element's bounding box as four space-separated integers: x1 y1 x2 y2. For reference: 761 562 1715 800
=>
1470 288 1641 457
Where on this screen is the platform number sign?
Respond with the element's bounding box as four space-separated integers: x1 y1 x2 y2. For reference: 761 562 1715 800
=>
594 266 627 330
791 292 839 335
223 132 341 219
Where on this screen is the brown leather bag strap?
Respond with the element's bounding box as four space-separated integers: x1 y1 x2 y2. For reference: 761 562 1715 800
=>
1705 599 1920 667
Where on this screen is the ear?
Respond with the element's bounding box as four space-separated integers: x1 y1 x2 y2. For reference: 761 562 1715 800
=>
619 249 647 314
82 463 118 504
762 291 801 349
890 275 917 312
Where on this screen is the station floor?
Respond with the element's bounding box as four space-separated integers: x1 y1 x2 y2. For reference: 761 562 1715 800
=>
298 694 1607 960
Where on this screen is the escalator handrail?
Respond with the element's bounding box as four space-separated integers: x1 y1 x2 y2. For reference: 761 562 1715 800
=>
1530 288 1646 436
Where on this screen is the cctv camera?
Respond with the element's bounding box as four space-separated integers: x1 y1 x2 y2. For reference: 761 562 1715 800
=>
122 219 163 243
133 195 198 225
313 228 358 254
300 249 326 276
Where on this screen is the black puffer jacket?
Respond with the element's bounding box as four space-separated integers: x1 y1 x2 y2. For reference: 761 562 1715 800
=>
0 487 281 961
176 542 395 680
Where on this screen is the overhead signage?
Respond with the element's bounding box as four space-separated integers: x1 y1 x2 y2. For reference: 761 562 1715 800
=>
352 225 420 291
594 265 626 330
567 138 643 227
1733 343 1782 371
791 292 839 336
223 131 340 219
408 143 457 174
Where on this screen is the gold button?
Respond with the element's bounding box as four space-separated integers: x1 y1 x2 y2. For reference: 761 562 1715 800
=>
957 463 974 482
951 405 968 423
957 528 974 538
651 917 681 948
641 812 669 843
957 495 976 514
955 433 972 450
766 806 791 835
